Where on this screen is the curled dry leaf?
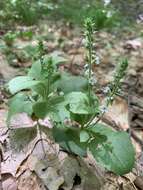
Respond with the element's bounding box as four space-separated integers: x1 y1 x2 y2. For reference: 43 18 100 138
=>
105 97 129 130
124 39 142 50
2 174 17 190
26 154 64 190
134 176 143 190
0 110 9 143
17 169 46 190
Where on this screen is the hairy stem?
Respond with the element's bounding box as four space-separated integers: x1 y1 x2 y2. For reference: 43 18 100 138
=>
88 34 92 106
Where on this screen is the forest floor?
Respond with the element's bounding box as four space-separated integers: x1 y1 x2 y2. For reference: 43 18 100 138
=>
0 20 143 190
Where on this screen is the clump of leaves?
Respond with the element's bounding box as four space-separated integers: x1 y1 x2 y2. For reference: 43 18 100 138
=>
7 20 135 175
3 31 17 47
0 0 54 27
49 0 119 29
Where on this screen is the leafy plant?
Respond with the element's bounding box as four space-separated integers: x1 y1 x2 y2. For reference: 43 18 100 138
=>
49 0 119 29
0 0 53 27
0 0 137 29
7 20 135 175
3 31 17 47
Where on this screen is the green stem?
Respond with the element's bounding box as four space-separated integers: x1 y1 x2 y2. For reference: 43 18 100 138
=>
85 71 122 128
88 34 92 106
43 77 50 101
47 76 50 96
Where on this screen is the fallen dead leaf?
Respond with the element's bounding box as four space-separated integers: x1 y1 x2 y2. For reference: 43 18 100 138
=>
106 96 129 130
17 169 45 190
124 39 142 50
2 175 17 190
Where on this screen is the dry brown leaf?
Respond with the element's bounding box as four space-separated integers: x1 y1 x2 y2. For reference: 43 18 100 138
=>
0 109 8 143
2 176 17 190
10 113 35 129
0 54 19 80
124 39 142 50
106 97 129 130
17 169 45 190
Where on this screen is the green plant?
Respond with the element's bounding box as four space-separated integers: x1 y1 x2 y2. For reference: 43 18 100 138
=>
0 0 53 27
13 0 38 26
48 0 119 29
7 21 135 175
3 31 17 47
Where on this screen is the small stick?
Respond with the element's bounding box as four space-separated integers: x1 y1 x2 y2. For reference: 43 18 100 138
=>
0 143 3 190
0 155 2 190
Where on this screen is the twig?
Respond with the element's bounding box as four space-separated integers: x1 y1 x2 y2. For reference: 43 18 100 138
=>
0 155 2 190
37 122 46 158
128 90 132 137
0 143 3 190
102 115 122 131
130 130 143 149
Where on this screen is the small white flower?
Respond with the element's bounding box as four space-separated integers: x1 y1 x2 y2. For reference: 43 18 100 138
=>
103 0 111 6
47 3 55 10
89 76 97 85
106 96 114 103
84 64 88 69
82 37 89 48
100 105 108 113
86 4 90 8
93 31 97 34
82 38 87 46
92 43 96 47
92 54 100 65
59 91 64 96
106 11 112 18
102 10 106 13
84 69 94 77
110 96 114 100
95 56 100 65
103 86 110 94
92 54 96 59
84 69 89 76
11 0 17 5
